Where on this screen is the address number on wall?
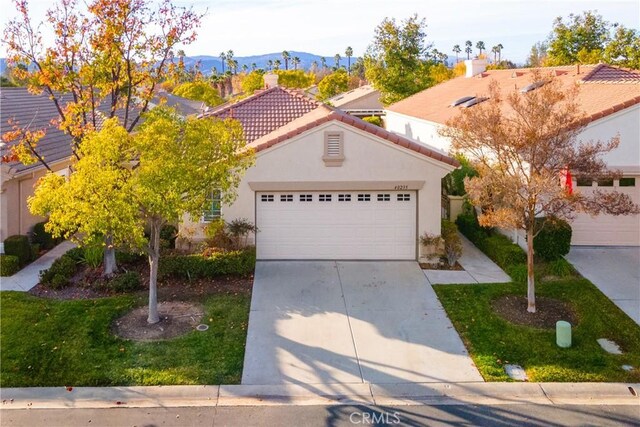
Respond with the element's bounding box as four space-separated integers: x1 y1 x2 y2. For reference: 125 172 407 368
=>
394 185 409 190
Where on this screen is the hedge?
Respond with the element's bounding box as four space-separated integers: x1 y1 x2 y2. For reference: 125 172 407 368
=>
0 255 20 276
534 217 572 261
108 271 142 292
158 249 256 279
4 235 32 266
31 221 58 250
40 251 79 289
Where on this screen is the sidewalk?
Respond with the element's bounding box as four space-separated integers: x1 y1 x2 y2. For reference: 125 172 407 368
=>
1 382 637 409
424 233 511 285
0 241 75 292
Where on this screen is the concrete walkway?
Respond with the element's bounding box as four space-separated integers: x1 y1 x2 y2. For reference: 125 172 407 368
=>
566 246 640 326
243 261 483 385
424 234 511 285
0 241 75 291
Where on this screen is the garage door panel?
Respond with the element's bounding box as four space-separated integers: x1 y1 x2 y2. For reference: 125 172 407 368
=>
256 191 417 260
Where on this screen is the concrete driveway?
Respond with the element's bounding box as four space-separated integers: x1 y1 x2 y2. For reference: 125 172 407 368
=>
566 247 640 326
242 261 483 385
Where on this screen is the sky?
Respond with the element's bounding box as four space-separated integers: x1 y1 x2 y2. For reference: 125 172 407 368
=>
2 0 639 64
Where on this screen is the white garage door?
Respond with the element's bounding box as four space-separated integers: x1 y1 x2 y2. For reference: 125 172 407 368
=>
256 191 417 260
571 178 640 246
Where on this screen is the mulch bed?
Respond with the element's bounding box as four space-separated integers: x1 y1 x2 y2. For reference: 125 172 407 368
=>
491 295 577 329
111 301 205 341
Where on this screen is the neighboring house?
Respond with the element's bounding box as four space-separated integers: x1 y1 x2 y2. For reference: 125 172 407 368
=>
385 60 640 247
327 85 384 118
152 89 205 116
0 88 74 251
181 74 458 260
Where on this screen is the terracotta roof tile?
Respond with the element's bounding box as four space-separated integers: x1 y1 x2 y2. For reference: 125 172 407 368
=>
201 87 320 143
387 65 640 126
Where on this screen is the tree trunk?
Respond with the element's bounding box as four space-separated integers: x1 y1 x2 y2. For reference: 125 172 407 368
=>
147 220 161 324
103 234 118 277
526 227 536 313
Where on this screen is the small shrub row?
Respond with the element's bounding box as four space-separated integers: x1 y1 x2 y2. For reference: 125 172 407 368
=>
31 221 61 250
108 271 142 292
40 254 78 289
455 212 490 245
158 249 256 279
534 217 572 261
4 235 32 267
0 255 20 276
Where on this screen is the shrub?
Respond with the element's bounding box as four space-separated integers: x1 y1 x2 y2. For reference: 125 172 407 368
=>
40 255 77 289
362 116 382 127
483 235 527 267
455 212 489 245
534 217 572 261
108 271 142 292
64 247 86 263
442 154 478 196
0 255 20 276
31 221 57 250
204 219 234 251
160 224 178 249
4 235 32 266
545 258 574 277
116 250 145 265
159 249 256 279
505 264 528 283
30 243 41 261
83 245 104 268
227 219 258 249
441 219 462 267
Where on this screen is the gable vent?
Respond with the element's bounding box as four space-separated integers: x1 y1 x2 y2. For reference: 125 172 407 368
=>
327 134 341 156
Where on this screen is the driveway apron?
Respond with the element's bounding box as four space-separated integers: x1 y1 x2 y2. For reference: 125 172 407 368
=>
242 261 482 385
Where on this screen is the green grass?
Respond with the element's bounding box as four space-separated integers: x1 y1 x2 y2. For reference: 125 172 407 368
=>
0 291 250 387
435 279 640 382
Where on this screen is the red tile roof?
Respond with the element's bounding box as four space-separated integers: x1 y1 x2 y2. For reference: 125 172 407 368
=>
386 65 640 126
201 87 320 142
248 105 459 167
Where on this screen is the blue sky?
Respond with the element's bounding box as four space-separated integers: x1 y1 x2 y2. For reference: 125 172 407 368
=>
2 0 639 63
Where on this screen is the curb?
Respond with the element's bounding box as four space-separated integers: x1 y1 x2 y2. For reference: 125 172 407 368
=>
1 383 638 409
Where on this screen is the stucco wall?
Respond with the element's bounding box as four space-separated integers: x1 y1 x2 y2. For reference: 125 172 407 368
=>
181 120 454 256
385 111 448 152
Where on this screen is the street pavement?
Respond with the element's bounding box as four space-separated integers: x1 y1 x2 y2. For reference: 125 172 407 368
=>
2 403 639 427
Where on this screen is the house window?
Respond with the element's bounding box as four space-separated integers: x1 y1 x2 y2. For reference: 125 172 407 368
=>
619 177 636 187
377 194 390 201
319 194 332 202
261 194 275 202
202 190 221 222
397 193 411 201
576 177 593 187
338 194 351 202
597 178 614 187
357 194 371 201
300 194 313 202
323 131 344 167
280 194 293 202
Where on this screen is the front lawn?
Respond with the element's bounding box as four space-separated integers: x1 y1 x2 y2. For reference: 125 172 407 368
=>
0 290 250 387
435 279 640 382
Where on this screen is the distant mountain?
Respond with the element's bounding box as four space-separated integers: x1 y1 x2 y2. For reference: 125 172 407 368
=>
182 51 336 74
0 51 346 77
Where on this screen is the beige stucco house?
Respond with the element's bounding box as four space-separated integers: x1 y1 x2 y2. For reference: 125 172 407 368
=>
182 78 458 260
385 61 640 247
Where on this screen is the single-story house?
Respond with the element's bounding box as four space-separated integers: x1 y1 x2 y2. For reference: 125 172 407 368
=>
182 75 458 260
385 60 640 246
327 84 384 118
0 88 74 251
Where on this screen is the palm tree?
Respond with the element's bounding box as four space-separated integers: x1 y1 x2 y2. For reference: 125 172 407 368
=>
496 43 504 62
282 51 290 70
320 57 327 69
476 41 485 56
292 56 300 70
273 59 281 70
465 40 473 59
251 62 257 71
230 59 238 75
267 59 273 71
334 53 341 69
345 46 353 75
219 52 227 73
452 45 461 63
242 64 249 73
